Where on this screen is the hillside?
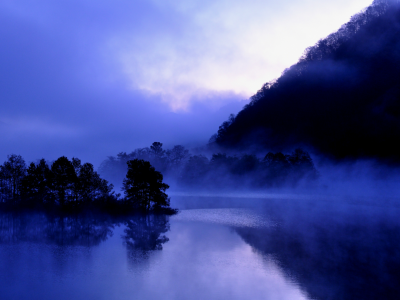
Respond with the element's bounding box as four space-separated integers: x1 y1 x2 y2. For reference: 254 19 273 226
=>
214 0 400 160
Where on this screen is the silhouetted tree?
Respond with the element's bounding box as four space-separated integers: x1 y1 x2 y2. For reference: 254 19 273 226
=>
20 159 53 204
100 143 189 186
51 156 77 206
150 142 165 158
123 159 170 211
216 114 235 142
0 154 117 210
0 164 10 203
76 162 113 202
0 155 26 202
259 152 291 185
287 148 318 180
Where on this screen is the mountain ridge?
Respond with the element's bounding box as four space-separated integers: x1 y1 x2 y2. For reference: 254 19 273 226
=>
214 0 400 160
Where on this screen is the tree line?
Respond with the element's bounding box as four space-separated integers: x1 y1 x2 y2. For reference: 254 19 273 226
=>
0 154 174 213
0 155 115 207
99 142 319 189
0 143 318 211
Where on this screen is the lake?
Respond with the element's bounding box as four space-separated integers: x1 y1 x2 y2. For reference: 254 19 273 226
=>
0 193 399 300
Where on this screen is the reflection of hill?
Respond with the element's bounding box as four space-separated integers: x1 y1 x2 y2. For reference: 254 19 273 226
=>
235 201 400 300
0 213 171 255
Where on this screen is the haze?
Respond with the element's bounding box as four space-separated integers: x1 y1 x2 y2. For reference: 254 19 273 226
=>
0 0 372 165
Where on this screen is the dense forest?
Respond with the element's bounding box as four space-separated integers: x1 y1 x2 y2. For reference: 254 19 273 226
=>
0 155 115 205
99 142 318 190
213 0 400 160
0 154 174 213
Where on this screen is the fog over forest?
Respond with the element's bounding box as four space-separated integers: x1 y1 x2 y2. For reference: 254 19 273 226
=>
214 0 400 162
98 142 318 193
91 0 400 197
2 0 400 199
2 1 400 299
0 0 374 166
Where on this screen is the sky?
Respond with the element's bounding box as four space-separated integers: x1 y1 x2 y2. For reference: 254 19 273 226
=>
0 0 373 166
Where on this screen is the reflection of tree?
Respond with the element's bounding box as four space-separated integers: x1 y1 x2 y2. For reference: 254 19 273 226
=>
0 212 171 263
122 214 170 265
45 215 114 247
0 213 114 247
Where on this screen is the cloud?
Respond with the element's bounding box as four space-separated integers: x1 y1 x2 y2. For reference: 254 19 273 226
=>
0 0 373 164
112 0 373 109
0 0 372 111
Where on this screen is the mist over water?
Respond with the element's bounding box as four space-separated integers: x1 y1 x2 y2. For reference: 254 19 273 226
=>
1 192 400 300
2 0 400 299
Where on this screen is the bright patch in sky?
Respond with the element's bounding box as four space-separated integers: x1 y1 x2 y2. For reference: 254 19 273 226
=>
112 0 373 110
0 0 374 163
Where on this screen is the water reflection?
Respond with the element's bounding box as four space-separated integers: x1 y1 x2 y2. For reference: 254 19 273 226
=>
0 209 309 300
1 196 399 300
0 212 170 252
232 198 400 300
123 214 170 266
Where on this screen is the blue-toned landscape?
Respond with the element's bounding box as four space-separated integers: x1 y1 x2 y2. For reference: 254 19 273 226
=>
1 195 399 300
2 0 400 299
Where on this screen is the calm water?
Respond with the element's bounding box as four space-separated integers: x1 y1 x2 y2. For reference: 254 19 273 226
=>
1 194 400 300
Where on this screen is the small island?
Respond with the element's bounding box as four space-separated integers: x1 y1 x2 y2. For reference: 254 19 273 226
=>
0 142 318 216
0 154 177 215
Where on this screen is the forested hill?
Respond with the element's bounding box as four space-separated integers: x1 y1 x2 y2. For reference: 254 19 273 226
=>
214 0 400 160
